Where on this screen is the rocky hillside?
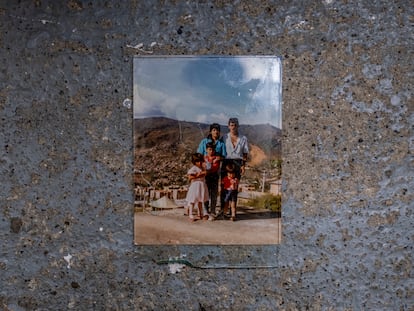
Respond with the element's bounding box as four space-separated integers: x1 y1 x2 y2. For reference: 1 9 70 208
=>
134 117 281 188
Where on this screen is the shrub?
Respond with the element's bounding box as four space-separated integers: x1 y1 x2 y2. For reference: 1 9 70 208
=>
250 194 281 213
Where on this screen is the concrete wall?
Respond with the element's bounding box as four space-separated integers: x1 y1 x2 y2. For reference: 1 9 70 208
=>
1 1 412 310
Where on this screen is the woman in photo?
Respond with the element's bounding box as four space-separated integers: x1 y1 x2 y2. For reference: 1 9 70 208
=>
197 123 226 215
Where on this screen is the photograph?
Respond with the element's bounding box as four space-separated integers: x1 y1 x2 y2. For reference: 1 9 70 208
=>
133 56 282 245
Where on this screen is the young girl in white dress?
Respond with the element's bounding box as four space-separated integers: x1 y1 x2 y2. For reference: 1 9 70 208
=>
185 153 209 221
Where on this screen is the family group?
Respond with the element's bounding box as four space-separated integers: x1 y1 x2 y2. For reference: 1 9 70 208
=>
185 117 249 222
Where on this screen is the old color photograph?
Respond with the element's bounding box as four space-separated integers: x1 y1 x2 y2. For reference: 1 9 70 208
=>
133 56 282 245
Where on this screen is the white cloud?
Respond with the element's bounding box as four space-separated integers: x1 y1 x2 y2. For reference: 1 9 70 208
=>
133 57 282 128
237 57 281 84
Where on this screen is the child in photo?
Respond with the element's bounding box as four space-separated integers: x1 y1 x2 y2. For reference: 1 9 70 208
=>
185 153 209 221
221 163 239 221
204 142 221 218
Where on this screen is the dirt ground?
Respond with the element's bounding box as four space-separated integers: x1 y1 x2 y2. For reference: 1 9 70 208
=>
134 205 281 245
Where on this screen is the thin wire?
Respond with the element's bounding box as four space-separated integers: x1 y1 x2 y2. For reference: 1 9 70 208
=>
156 258 279 269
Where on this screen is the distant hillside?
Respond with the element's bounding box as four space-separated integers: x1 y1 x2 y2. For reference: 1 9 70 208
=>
134 117 281 188
134 117 281 155
238 123 282 158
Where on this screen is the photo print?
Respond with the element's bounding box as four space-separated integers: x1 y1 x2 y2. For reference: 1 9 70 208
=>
133 56 282 245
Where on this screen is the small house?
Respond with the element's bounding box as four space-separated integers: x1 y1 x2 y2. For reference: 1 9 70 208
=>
270 180 282 195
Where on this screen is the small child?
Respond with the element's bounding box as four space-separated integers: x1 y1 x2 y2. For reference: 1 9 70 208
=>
185 153 209 221
204 142 220 218
221 163 239 221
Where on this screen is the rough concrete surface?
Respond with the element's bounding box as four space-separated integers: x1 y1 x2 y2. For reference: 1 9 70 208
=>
0 1 413 310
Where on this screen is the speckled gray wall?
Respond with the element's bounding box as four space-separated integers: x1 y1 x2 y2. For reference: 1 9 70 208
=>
1 0 413 310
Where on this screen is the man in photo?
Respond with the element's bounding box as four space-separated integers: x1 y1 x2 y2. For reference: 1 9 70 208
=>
219 117 249 219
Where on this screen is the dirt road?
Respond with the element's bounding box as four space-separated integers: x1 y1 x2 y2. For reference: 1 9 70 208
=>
134 206 281 245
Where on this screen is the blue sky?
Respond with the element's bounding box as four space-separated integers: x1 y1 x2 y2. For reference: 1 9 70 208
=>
133 56 282 128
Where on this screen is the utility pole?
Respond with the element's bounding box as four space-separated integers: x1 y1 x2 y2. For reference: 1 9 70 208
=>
262 170 266 192
178 121 183 143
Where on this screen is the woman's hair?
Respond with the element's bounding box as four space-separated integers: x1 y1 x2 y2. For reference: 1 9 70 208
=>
207 123 221 140
191 152 204 164
210 123 220 132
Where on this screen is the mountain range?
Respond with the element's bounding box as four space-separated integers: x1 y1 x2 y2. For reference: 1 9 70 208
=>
134 117 281 188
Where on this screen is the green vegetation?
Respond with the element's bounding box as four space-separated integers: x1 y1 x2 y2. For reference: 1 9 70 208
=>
250 194 281 213
270 159 282 179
